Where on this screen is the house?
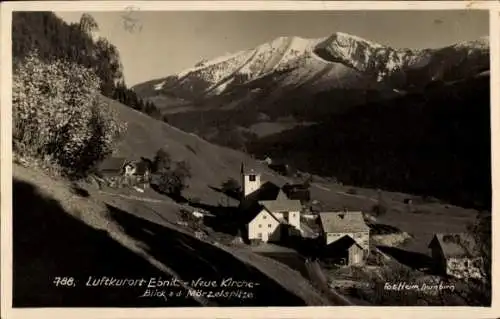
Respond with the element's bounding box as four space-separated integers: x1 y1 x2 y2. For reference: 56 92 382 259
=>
133 160 152 189
239 163 303 243
428 233 483 279
96 157 130 187
318 211 370 266
96 157 151 189
97 157 129 177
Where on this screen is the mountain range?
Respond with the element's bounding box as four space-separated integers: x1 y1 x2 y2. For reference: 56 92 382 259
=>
133 32 488 114
133 32 490 209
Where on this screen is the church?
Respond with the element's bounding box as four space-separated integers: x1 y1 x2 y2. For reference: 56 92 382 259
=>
238 162 303 243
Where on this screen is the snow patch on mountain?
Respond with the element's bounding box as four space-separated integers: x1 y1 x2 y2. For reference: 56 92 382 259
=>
154 80 166 91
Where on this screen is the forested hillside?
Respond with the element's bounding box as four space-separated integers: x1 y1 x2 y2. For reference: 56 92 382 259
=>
12 12 161 119
247 74 491 210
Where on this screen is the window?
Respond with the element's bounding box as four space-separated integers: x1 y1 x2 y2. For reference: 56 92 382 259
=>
257 233 262 238
268 224 272 228
258 224 262 228
249 174 256 181
263 215 267 219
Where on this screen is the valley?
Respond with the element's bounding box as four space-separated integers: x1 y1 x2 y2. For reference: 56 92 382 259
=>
13 97 482 306
11 11 491 308
133 32 490 210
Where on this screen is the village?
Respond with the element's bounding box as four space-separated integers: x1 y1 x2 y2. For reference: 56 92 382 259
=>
10 9 491 309
93 153 486 304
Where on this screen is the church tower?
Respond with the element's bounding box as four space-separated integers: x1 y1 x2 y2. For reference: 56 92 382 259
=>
241 163 261 198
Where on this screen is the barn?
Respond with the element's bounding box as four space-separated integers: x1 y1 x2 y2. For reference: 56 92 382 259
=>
318 211 370 266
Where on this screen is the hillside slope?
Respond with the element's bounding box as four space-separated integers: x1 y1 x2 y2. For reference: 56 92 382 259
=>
14 95 482 307
13 91 339 305
103 96 286 204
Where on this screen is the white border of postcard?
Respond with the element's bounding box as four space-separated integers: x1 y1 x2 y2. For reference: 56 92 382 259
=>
1 1 500 319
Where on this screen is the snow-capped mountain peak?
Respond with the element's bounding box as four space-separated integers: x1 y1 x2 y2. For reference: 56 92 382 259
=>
139 31 488 101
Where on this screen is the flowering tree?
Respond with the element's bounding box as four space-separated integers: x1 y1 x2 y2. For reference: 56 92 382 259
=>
13 51 126 176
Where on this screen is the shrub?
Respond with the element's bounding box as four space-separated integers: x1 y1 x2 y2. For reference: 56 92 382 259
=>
13 51 126 176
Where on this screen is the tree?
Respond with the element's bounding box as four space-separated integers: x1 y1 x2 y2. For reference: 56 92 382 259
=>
173 160 192 181
13 12 124 100
13 52 126 176
94 38 123 97
156 160 192 197
153 148 171 173
79 13 99 36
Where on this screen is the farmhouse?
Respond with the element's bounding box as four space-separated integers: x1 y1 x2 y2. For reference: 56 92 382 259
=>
238 163 303 243
97 157 130 176
96 157 151 189
133 160 152 189
428 233 483 279
318 211 370 266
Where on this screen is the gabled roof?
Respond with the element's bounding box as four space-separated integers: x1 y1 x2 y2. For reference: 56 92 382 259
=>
98 157 127 172
323 235 362 252
429 233 479 258
258 190 302 212
319 211 370 233
238 201 281 225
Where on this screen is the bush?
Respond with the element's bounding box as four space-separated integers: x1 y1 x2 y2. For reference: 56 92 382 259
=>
13 51 126 176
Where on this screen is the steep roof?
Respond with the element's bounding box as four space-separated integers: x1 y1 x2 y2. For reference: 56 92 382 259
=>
97 157 127 172
259 190 302 212
238 201 282 224
319 211 370 233
429 233 479 258
240 162 260 175
322 235 362 253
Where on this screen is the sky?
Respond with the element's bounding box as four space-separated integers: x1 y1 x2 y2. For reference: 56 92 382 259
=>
56 10 489 87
